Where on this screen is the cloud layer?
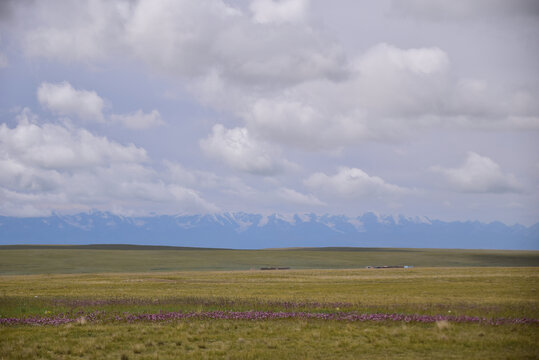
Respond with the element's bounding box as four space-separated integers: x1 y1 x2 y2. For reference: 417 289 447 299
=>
431 152 522 194
37 82 105 122
200 124 295 175
38 81 164 130
305 167 409 199
0 0 537 225
6 1 538 151
0 109 215 216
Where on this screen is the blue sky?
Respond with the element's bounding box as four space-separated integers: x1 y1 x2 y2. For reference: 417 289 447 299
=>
0 0 538 225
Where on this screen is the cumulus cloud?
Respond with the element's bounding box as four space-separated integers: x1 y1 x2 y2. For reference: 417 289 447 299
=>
37 81 105 122
276 187 325 206
200 124 296 175
37 82 167 129
304 167 409 199
2 108 146 169
0 109 217 216
359 43 449 76
1 0 537 224
125 0 346 87
242 44 452 149
354 43 449 116
11 1 538 151
22 0 130 62
15 0 345 89
240 42 539 150
110 109 164 130
250 0 310 24
431 152 523 193
446 79 539 125
247 98 343 149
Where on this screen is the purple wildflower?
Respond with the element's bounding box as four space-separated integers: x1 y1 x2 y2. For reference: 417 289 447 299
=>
1 311 537 326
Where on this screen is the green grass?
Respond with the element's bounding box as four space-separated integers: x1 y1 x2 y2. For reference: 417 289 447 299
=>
0 245 537 274
1 267 538 318
0 249 538 359
1 320 537 359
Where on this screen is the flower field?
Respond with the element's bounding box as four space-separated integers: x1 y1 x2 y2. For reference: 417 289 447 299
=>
2 309 537 327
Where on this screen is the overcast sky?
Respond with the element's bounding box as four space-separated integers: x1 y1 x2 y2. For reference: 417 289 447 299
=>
0 0 538 225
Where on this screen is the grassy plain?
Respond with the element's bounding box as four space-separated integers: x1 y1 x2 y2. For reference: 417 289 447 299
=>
0 247 538 359
0 245 538 274
1 266 538 359
0 267 538 316
2 320 537 359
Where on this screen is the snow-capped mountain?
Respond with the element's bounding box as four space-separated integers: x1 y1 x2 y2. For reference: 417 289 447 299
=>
0 212 537 250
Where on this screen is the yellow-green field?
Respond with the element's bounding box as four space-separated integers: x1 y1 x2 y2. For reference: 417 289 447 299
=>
1 245 538 274
1 265 538 359
2 320 536 359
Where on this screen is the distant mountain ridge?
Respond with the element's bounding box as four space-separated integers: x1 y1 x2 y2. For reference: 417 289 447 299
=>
0 212 537 250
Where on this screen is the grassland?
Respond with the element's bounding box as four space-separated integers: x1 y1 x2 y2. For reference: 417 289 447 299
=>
0 247 538 359
1 245 538 274
2 319 537 359
1 265 538 359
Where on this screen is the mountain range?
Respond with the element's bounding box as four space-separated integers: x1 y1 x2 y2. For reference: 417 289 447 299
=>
0 212 538 250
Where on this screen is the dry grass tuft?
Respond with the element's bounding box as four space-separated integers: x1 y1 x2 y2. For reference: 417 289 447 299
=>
436 320 450 330
133 343 145 354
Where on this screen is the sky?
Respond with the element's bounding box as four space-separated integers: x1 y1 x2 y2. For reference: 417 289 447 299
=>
0 0 538 225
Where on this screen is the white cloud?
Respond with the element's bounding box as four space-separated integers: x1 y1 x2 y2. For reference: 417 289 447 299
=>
445 79 539 126
37 82 167 130
276 187 325 206
1 0 537 157
431 152 523 193
37 81 105 122
247 98 343 149
17 0 346 89
304 167 408 199
200 124 296 175
125 0 346 87
241 44 451 149
22 0 131 62
355 43 450 116
14 2 538 152
250 0 310 24
0 0 536 225
240 42 539 150
2 108 146 169
359 43 449 76
0 109 217 216
110 109 164 130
